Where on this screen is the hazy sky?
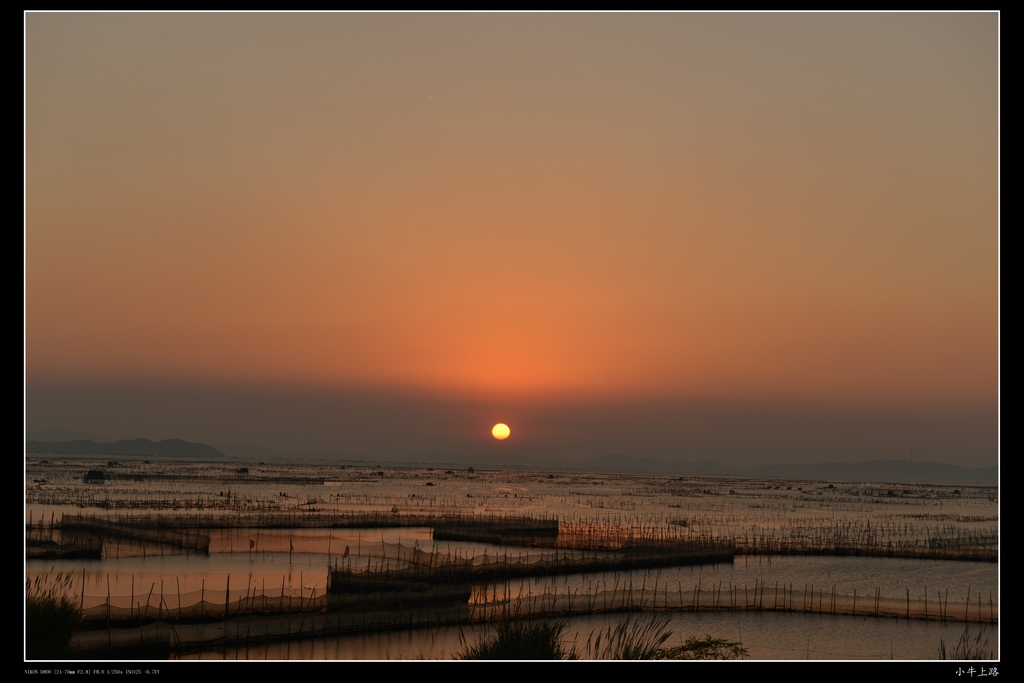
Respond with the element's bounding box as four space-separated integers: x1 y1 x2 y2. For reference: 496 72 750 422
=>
25 12 999 467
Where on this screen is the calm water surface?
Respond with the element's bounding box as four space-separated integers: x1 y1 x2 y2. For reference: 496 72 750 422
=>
26 457 998 660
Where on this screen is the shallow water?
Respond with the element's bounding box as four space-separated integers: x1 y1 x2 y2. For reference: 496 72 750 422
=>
25 456 998 660
179 612 996 661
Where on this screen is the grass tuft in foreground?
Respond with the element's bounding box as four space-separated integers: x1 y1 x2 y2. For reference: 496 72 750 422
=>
458 619 578 660
26 572 82 660
458 614 748 661
585 614 674 660
656 634 749 660
939 626 994 661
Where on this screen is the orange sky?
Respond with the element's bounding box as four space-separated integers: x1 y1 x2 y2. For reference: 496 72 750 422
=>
25 13 998 465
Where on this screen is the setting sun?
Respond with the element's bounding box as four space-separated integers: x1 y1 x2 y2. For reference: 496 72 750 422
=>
491 423 510 440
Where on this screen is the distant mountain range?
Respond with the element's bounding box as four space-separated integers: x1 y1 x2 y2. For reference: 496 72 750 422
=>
26 438 226 459
27 429 112 443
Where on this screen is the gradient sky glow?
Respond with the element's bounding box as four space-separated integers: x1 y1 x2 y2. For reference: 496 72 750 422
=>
25 12 999 467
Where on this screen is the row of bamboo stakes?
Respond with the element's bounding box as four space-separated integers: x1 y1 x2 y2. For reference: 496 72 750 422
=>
30 510 997 563
71 567 997 656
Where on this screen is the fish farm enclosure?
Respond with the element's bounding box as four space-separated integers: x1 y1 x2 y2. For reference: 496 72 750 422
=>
25 457 999 660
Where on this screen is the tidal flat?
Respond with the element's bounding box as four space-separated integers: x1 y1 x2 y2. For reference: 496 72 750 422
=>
25 456 998 660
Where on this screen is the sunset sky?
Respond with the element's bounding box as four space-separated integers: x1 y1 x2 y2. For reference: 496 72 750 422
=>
25 12 998 467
